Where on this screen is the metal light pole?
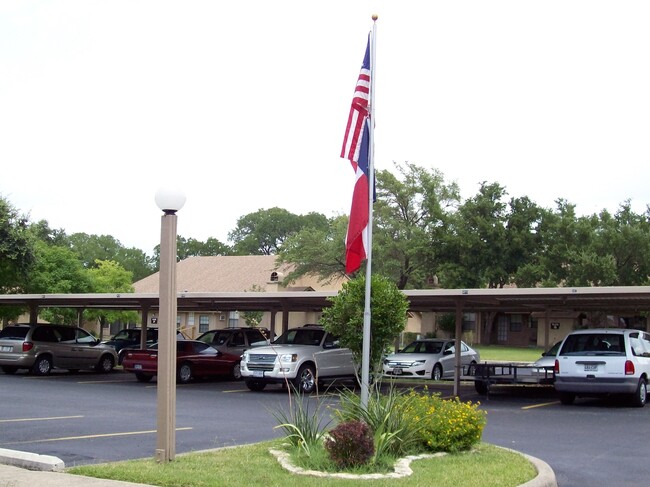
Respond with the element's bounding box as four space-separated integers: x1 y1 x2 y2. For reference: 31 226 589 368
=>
154 188 186 462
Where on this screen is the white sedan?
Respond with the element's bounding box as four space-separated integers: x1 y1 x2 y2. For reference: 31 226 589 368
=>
382 338 480 380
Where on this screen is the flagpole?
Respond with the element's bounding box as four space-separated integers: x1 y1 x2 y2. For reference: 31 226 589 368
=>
360 15 378 410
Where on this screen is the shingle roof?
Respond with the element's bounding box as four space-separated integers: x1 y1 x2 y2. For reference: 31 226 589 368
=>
133 255 341 293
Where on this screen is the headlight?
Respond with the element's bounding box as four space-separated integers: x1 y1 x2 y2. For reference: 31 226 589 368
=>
242 352 249 362
279 353 297 363
413 360 426 365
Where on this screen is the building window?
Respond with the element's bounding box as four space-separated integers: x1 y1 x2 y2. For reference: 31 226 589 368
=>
462 312 476 331
509 314 523 332
176 315 181 329
497 316 508 342
228 311 239 328
270 272 278 282
199 315 210 333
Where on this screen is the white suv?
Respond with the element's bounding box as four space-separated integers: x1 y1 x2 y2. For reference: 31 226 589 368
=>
554 328 650 407
240 325 356 393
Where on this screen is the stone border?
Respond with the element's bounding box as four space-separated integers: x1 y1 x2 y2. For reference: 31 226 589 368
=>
269 448 446 480
269 446 557 486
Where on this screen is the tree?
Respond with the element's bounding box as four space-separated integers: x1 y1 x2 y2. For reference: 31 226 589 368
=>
0 196 35 294
320 275 409 372
152 236 232 271
66 233 155 281
277 215 348 284
86 260 139 339
373 162 461 289
26 241 92 324
229 208 328 255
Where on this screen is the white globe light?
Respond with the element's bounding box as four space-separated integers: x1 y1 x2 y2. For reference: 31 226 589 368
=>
155 187 186 213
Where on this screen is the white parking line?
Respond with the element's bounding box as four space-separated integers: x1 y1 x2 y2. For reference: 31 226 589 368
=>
0 415 84 423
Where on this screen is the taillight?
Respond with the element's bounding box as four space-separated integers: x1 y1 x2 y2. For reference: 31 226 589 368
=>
554 359 560 374
22 342 34 352
625 360 635 375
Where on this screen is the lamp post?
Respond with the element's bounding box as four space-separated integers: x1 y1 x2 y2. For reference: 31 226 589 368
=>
154 188 186 463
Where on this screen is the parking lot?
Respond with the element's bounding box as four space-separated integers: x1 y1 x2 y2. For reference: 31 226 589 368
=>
1 370 648 487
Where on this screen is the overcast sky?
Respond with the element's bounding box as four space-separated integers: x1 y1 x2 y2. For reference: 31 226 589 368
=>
2 1 650 256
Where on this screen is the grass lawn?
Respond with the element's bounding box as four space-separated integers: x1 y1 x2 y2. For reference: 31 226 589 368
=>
68 440 537 487
474 344 546 362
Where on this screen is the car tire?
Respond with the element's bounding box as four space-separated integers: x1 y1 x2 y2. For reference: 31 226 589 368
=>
231 362 242 380
177 362 193 384
135 372 153 383
245 380 266 392
294 364 316 393
1 366 18 375
630 378 647 407
432 364 443 381
95 355 115 373
475 380 489 395
31 356 52 376
559 392 575 405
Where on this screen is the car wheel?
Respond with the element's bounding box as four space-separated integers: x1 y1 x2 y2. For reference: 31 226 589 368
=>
31 356 52 376
432 364 443 381
177 362 193 384
1 366 18 375
294 364 316 393
630 378 647 407
95 355 115 373
231 362 242 380
246 380 266 391
135 372 153 383
559 392 575 405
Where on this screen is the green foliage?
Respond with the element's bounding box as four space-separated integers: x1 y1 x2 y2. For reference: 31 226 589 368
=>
335 384 423 458
229 207 328 256
85 260 138 325
320 275 409 371
324 420 374 469
271 386 331 457
401 389 486 453
0 196 35 293
277 215 348 284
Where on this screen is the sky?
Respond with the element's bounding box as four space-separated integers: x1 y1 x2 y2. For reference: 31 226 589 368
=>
2 1 650 256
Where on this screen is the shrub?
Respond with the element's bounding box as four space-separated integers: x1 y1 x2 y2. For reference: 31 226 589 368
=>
401 389 486 453
336 384 423 459
271 385 331 457
324 420 374 469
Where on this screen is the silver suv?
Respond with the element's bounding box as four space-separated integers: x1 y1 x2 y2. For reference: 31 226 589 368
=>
554 328 650 406
240 325 356 393
0 323 118 375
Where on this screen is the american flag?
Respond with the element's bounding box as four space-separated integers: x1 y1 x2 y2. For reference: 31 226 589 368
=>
340 37 371 274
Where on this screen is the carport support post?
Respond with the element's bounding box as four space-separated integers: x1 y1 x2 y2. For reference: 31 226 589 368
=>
154 189 185 463
453 297 463 397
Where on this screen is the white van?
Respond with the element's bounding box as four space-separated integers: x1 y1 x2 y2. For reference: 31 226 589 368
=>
554 328 650 407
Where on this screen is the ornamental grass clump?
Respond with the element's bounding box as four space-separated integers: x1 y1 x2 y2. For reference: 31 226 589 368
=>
401 389 487 453
324 420 375 469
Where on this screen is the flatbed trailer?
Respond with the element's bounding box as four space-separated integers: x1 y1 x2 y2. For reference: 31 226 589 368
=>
463 362 555 395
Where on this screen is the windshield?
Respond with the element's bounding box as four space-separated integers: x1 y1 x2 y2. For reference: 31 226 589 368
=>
273 328 325 346
559 333 625 356
401 341 443 354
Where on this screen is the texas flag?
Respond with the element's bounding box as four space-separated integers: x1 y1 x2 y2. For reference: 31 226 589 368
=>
340 38 371 274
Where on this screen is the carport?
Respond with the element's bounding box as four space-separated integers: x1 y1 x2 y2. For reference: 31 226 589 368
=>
2 285 650 396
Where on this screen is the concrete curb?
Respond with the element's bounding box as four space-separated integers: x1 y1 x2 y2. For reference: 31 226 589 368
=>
0 448 64 472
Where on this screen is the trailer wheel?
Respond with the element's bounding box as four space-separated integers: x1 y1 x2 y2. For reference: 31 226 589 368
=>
475 380 489 395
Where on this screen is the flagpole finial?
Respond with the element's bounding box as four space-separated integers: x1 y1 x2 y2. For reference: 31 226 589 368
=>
372 14 378 21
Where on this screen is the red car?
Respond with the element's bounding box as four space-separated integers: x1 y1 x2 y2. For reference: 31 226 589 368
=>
122 340 242 383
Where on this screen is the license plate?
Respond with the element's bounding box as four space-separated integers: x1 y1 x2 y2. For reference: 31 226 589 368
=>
584 364 598 372
393 368 402 375
134 364 143 370
253 371 264 378
0 346 11 352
